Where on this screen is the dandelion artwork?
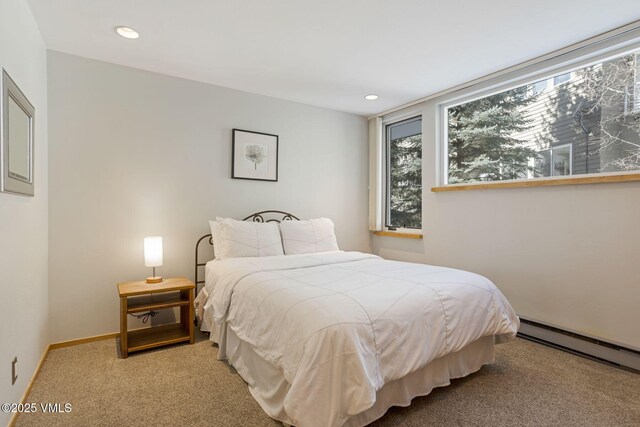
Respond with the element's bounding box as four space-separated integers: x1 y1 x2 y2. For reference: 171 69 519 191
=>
245 144 266 170
232 129 279 181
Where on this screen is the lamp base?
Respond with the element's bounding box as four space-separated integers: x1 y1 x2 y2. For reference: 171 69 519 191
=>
146 276 163 284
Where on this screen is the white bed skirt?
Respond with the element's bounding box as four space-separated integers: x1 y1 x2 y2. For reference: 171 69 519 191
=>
225 325 495 427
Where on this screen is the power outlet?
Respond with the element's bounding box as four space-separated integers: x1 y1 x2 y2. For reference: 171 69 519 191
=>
11 357 17 385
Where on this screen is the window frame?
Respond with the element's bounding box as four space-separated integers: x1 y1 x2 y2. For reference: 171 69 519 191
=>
438 40 640 188
549 144 573 177
382 113 423 232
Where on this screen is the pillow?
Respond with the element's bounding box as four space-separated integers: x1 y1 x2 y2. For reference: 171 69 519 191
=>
215 217 284 259
279 218 339 255
208 220 223 258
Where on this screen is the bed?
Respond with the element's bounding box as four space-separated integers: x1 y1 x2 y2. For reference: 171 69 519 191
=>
194 211 519 427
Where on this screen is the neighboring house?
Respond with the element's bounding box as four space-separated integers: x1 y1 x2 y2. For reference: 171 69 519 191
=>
514 52 640 177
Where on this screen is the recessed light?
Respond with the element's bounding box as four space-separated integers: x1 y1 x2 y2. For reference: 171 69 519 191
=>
115 26 139 39
365 94 379 100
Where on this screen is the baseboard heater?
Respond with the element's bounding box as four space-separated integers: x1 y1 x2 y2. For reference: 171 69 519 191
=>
517 318 640 372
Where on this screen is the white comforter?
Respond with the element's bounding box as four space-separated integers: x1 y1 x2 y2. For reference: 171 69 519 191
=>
204 251 519 427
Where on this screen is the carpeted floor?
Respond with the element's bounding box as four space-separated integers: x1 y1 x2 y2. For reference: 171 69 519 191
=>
14 334 640 426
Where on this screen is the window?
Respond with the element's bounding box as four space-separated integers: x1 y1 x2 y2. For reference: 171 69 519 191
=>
551 145 572 176
530 72 573 96
634 53 640 112
444 47 640 185
385 116 422 229
623 54 640 114
552 72 572 86
533 144 572 177
531 80 548 95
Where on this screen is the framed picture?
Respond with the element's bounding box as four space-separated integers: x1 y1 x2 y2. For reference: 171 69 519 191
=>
232 129 278 182
1 69 35 196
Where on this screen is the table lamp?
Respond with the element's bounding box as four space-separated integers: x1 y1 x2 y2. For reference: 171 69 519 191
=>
144 236 163 283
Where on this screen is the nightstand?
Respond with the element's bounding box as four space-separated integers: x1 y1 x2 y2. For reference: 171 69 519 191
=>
117 277 195 358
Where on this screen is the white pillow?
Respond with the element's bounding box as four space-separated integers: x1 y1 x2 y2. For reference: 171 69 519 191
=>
279 218 339 255
208 220 223 258
216 217 284 259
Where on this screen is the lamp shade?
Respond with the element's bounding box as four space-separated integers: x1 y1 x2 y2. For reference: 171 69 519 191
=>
144 236 163 267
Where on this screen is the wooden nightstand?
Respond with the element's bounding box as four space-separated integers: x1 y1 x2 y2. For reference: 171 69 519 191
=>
117 277 195 358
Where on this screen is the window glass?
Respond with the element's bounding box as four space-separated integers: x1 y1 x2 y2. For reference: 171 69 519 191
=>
531 80 548 95
386 117 422 229
552 145 571 176
634 53 640 112
535 151 551 178
553 72 571 86
446 48 640 184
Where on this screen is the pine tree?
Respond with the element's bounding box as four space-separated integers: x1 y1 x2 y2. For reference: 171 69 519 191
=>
447 87 538 183
389 134 421 228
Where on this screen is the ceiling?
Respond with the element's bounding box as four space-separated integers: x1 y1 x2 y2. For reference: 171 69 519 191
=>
26 0 640 116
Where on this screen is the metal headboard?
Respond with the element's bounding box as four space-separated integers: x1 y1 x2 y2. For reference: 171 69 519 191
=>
194 210 300 295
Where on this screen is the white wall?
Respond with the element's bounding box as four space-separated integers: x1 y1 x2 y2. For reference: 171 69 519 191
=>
0 0 48 424
47 52 370 342
373 101 640 351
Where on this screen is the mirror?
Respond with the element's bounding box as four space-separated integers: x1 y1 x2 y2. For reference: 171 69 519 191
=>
1 69 34 196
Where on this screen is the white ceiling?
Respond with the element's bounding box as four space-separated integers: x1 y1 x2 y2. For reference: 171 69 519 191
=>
26 0 640 116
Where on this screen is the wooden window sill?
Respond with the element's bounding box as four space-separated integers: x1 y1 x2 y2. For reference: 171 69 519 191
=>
431 173 640 192
372 231 423 239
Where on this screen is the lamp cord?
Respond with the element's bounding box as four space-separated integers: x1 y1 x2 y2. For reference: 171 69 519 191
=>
129 311 158 324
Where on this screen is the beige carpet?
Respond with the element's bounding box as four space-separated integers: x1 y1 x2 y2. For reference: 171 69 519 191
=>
14 334 640 426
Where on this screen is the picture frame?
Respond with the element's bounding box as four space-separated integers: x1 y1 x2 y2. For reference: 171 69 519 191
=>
1 69 35 196
232 128 278 182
